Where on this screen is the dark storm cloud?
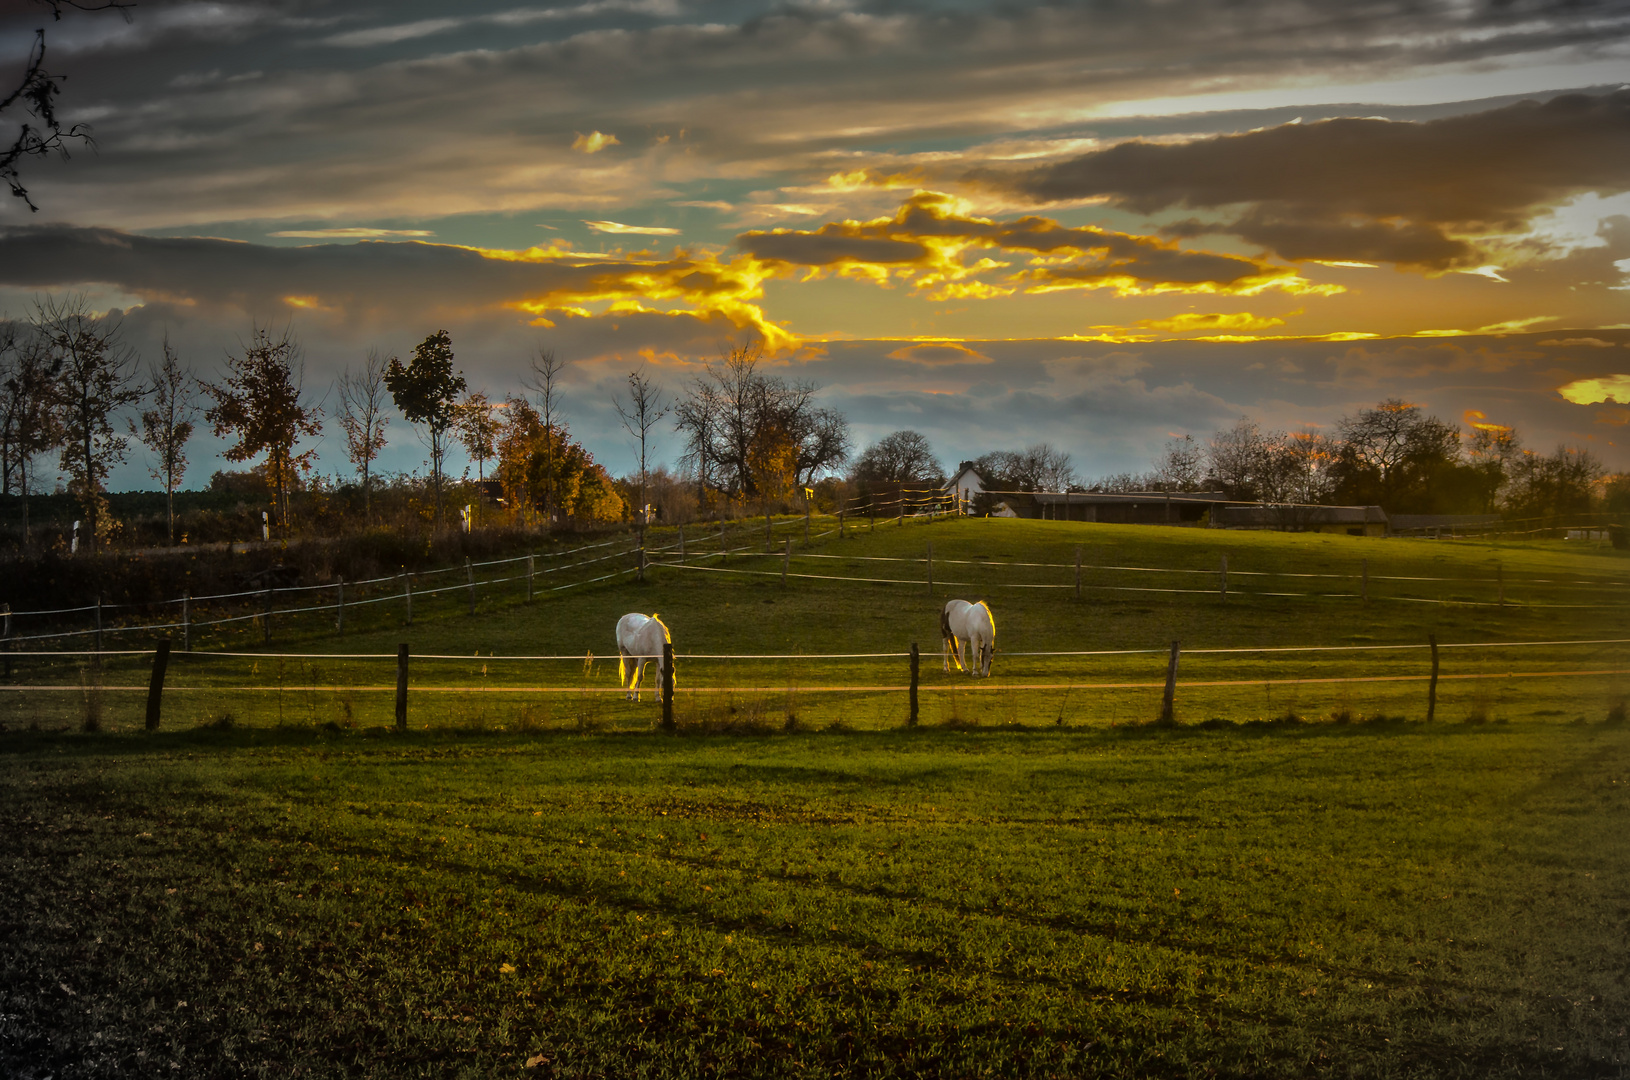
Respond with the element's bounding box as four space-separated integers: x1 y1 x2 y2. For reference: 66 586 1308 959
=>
8 0 1629 227
0 224 763 319
980 90 1630 268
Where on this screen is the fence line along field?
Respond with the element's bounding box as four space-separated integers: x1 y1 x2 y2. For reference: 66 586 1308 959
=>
2 519 1627 1077
3 517 1626 733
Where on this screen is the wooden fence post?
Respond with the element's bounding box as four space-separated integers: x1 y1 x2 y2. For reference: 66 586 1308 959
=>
466 557 476 614
2 603 11 679
805 500 811 544
720 524 727 562
95 595 103 655
263 582 273 644
838 509 845 539
637 545 646 584
782 538 790 587
898 499 904 527
909 642 919 727
144 639 171 732
182 592 190 652
678 527 685 565
527 555 535 602
1074 546 1082 601
1427 634 1439 722
765 510 772 552
1361 558 1369 604
396 643 409 732
403 570 413 626
1497 563 1504 607
926 542 933 595
1219 555 1228 600
1159 640 1180 725
335 575 345 633
661 640 675 732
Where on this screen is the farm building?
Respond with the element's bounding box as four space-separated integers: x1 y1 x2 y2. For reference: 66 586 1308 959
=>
1215 504 1388 535
987 490 1233 525
1388 513 1503 537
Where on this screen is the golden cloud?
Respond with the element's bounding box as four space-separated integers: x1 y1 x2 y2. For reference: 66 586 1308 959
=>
1596 408 1630 426
736 191 1335 303
572 131 620 154
885 341 994 365
1136 311 1289 333
584 221 681 236
1559 374 1630 405
475 243 797 352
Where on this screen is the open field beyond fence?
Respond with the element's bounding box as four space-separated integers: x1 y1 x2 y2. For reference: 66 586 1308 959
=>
2 519 1627 1077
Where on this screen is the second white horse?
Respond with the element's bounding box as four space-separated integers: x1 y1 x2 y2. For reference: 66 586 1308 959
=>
616 612 672 701
941 599 996 677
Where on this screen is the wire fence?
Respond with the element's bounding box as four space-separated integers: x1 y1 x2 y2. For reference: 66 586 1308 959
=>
5 502 1628 653
2 635 1624 736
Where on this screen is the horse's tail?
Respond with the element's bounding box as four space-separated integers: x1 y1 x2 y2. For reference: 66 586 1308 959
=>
941 605 965 672
617 651 628 687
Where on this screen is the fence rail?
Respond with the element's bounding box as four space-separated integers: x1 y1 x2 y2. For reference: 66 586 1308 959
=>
4 635 1623 734
6 505 1628 651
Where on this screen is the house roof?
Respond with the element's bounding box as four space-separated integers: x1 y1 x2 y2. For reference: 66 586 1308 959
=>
1027 490 1232 505
1216 504 1388 526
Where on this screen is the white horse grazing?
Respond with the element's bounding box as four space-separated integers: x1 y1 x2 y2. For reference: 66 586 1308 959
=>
616 613 671 701
941 599 996 677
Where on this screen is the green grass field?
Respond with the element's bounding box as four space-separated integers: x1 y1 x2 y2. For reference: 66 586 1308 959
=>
2 519 1628 1076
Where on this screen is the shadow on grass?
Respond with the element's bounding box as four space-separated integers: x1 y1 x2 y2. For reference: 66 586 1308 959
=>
0 709 1593 763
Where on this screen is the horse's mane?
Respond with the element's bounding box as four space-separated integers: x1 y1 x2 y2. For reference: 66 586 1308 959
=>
649 613 670 643
977 600 995 643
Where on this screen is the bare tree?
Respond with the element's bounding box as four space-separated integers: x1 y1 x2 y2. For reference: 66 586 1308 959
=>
673 341 850 503
849 430 944 486
613 368 670 538
132 334 198 545
3 2 132 211
1153 434 1204 491
337 348 391 517
202 324 324 538
455 389 500 526
522 346 567 524
0 320 60 542
975 443 1077 492
35 294 143 552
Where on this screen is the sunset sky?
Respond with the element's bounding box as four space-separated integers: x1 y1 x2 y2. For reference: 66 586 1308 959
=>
2 0 1628 488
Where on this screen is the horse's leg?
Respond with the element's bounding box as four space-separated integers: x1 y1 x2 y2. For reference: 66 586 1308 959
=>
620 648 633 699
633 658 646 702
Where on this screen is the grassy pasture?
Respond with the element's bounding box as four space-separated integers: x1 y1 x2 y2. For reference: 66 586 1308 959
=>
4 517 1627 733
2 723 1628 1078
2 520 1628 1076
